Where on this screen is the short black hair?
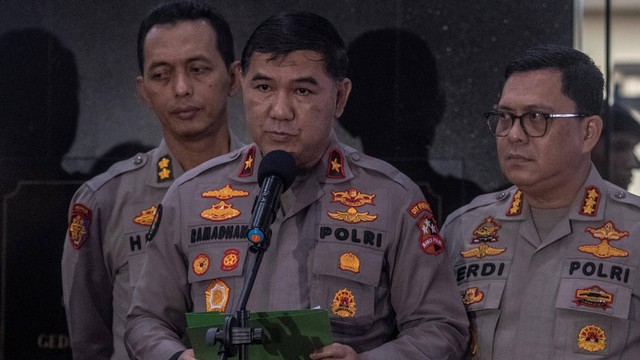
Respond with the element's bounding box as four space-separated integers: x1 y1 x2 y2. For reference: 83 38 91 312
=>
137 0 234 74
504 44 604 116
240 11 348 81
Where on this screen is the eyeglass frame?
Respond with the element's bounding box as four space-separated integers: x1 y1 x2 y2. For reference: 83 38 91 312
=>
484 111 590 138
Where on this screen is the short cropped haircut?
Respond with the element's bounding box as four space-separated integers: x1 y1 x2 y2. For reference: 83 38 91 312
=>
240 11 348 81
504 44 604 116
137 0 234 74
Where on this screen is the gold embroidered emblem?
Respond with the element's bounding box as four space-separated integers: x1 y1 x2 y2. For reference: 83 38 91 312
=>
573 285 613 309
327 149 345 178
579 221 629 258
157 155 173 182
461 287 484 306
507 190 522 216
133 205 157 226
68 204 91 249
192 253 210 276
200 201 241 221
158 157 170 169
221 249 240 271
202 184 250 200
238 146 256 177
331 188 375 207
472 217 501 243
331 288 356 318
461 243 507 259
205 279 230 312
580 186 600 216
577 325 606 352
327 207 377 223
339 252 360 273
408 201 432 218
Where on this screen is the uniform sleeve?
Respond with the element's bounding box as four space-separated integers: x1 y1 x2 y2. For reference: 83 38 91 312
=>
360 188 469 359
61 184 114 359
125 186 192 359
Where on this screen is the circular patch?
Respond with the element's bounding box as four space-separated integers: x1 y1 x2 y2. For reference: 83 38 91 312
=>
577 325 606 352
221 249 240 271
331 288 356 318
192 253 210 276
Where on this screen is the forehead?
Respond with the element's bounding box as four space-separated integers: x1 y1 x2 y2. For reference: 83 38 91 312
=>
144 20 218 59
244 50 329 78
499 68 574 110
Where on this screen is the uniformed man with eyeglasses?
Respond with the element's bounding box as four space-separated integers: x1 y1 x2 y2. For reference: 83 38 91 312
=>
441 44 640 359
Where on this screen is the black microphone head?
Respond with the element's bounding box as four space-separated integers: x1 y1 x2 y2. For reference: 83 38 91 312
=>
257 150 296 191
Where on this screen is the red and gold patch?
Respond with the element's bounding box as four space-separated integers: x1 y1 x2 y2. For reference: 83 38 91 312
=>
417 213 444 255
331 188 375 207
327 207 377 223
238 146 256 177
157 155 173 182
327 149 345 179
577 325 606 352
332 288 356 318
407 201 432 218
200 201 241 222
133 205 157 226
580 186 601 216
192 253 210 276
573 285 613 310
202 184 249 200
472 217 501 244
68 204 91 249
506 190 523 216
339 252 360 273
221 249 240 271
205 279 230 313
580 221 629 258
461 287 484 306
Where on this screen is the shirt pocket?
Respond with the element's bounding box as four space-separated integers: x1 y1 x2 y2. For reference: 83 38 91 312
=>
309 242 383 335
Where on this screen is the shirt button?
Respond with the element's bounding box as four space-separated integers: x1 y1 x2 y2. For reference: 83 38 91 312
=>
615 191 626 199
495 191 507 200
133 155 144 165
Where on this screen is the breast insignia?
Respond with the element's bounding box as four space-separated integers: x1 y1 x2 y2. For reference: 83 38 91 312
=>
577 325 606 352
202 184 249 200
205 279 230 313
579 221 629 258
332 288 356 318
133 205 157 226
200 201 241 222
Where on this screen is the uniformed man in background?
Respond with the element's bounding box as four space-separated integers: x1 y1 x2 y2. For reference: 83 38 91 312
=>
61 1 242 358
442 44 640 358
126 11 468 360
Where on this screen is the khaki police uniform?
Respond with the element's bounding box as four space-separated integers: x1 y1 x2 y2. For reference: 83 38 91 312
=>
442 165 640 359
125 137 469 359
61 136 242 360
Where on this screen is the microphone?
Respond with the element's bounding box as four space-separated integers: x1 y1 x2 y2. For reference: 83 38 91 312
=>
246 150 296 246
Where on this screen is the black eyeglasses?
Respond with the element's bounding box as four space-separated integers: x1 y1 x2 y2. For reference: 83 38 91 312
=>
484 111 589 138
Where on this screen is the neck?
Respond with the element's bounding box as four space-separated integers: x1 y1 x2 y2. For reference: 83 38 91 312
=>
520 161 591 209
163 127 231 172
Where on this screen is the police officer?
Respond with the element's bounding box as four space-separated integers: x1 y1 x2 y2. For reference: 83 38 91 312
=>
61 2 242 359
126 11 468 360
442 44 640 359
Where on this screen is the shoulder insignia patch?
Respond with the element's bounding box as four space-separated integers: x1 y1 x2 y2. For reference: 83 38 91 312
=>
192 253 211 276
205 279 230 313
579 186 601 216
201 201 241 222
202 184 249 200
327 148 345 179
327 207 377 223
417 213 444 255
332 288 356 317
331 188 375 207
68 204 91 250
146 204 162 241
238 146 256 177
573 285 613 309
339 252 360 273
577 325 606 352
221 249 240 271
579 221 629 258
461 287 485 306
133 205 157 226
506 190 523 216
407 201 432 218
157 155 174 182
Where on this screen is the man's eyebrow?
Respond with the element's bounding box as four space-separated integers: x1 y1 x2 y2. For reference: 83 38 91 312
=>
250 73 272 82
293 76 319 86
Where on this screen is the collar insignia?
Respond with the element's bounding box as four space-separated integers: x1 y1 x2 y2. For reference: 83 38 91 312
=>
506 190 523 216
573 285 613 309
327 207 377 223
68 204 91 250
577 325 606 352
133 205 157 226
408 201 432 218
580 186 601 216
200 201 241 222
205 279 230 313
192 253 210 276
327 148 345 179
579 221 629 258
238 146 256 177
221 249 240 271
418 213 444 255
202 184 250 200
461 287 485 306
332 288 356 318
157 155 173 182
339 252 360 273
331 188 375 207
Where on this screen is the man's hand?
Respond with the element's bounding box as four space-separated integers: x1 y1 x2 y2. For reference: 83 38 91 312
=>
310 343 360 360
178 349 196 360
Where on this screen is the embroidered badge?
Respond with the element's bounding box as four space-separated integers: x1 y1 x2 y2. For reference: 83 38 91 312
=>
579 221 629 258
407 201 432 218
580 186 601 216
200 201 241 222
327 207 378 223
461 287 485 306
157 155 173 182
146 204 162 241
327 148 345 179
68 204 91 249
202 184 249 200
238 146 256 177
221 249 240 271
339 252 360 273
472 217 501 243
133 205 157 226
331 188 375 207
192 253 210 276
417 213 444 255
460 244 507 259
573 285 613 310
331 288 356 318
577 325 606 352
506 190 523 216
205 279 230 312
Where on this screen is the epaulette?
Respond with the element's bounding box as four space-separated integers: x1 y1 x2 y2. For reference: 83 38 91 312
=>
445 188 514 223
607 183 640 210
86 153 149 192
343 146 415 191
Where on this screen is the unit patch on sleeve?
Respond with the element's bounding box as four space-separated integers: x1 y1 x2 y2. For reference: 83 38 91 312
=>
506 190 523 216
202 185 249 200
579 186 601 216
192 253 211 276
407 201 432 218
339 252 360 273
238 146 256 177
200 201 241 222
133 205 157 226
579 221 629 258
157 155 174 182
68 204 91 249
205 279 230 312
331 288 356 318
577 325 606 352
327 148 345 179
221 249 240 271
417 213 444 255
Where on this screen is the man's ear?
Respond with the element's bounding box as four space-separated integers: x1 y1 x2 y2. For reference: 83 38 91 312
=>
227 60 241 97
583 115 603 153
334 77 352 119
136 76 153 108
